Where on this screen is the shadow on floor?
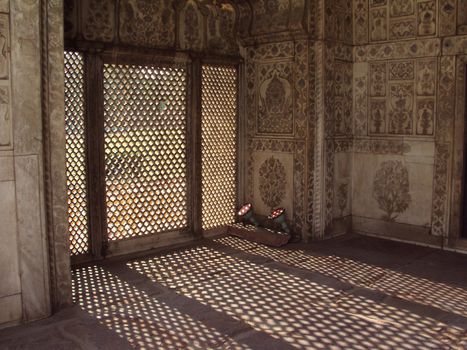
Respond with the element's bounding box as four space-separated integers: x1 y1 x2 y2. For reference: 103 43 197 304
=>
1 234 467 349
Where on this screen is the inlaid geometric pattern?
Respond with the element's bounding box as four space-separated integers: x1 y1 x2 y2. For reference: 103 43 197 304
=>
201 65 238 230
64 51 90 256
103 63 188 240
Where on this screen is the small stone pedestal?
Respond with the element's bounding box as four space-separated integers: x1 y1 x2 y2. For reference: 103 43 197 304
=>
227 223 291 247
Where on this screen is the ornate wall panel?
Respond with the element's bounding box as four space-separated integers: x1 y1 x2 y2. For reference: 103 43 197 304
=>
245 39 309 239
355 0 440 44
246 41 308 139
256 60 294 135
365 56 438 137
247 139 305 236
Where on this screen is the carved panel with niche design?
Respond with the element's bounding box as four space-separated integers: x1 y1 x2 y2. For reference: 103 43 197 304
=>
206 3 237 55
178 0 204 51
417 0 436 36
256 61 294 135
370 7 387 41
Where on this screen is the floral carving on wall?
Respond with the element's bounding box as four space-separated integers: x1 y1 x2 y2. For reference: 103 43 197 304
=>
373 160 411 221
259 156 286 209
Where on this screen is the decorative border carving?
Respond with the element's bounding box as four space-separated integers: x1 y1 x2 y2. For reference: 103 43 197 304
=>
355 38 441 62
449 56 467 241
431 143 450 236
353 138 410 154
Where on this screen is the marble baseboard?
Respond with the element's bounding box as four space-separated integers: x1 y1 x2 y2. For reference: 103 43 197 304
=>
352 216 441 247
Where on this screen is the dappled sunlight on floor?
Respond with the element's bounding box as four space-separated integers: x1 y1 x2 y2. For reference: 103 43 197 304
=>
214 236 467 319
72 265 235 349
67 236 467 349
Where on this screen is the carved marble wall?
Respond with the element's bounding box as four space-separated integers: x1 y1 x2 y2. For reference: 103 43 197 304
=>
64 0 238 55
351 0 467 248
245 41 308 238
242 0 354 240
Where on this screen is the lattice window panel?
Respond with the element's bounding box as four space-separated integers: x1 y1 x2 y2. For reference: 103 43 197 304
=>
64 51 90 256
201 65 238 230
103 63 188 240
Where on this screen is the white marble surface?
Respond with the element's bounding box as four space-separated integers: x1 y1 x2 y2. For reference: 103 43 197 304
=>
0 294 21 325
0 181 20 298
15 155 50 321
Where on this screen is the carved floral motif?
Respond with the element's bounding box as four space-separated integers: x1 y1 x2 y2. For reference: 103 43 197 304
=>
373 160 411 221
259 156 286 210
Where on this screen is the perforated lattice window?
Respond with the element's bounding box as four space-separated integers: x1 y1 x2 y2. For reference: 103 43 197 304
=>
64 51 90 256
201 65 238 230
103 63 188 240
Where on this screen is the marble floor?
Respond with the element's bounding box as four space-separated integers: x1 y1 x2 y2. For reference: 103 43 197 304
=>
1 234 467 349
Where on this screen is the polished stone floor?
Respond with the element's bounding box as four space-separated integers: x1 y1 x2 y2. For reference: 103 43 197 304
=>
1 234 467 349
